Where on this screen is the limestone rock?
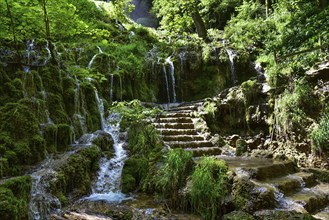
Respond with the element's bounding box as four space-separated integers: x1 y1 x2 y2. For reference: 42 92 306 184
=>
222 211 255 220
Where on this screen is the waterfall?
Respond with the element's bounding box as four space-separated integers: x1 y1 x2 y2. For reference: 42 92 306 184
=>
165 56 177 103
179 51 187 75
29 159 61 220
27 39 35 65
73 77 87 137
86 89 129 202
109 74 114 106
43 41 51 65
226 48 237 85
163 64 170 103
94 87 105 130
87 46 103 69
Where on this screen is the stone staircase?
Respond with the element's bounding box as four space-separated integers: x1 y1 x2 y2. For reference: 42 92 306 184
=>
218 156 329 219
153 102 222 157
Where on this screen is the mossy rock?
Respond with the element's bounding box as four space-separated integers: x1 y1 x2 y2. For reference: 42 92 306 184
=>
51 146 101 202
44 124 58 153
236 139 247 156
56 124 72 152
0 175 32 220
223 211 255 220
91 131 114 152
121 158 148 193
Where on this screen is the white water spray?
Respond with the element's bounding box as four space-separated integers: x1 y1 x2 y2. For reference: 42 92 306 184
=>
226 48 237 85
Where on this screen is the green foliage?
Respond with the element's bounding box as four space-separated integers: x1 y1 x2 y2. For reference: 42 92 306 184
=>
190 157 228 220
51 146 101 199
121 158 148 193
111 100 161 130
236 139 247 156
0 176 32 220
155 148 194 206
274 79 319 140
311 113 329 152
128 121 163 157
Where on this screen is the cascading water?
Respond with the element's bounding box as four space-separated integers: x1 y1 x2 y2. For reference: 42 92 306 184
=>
29 158 61 220
163 64 171 104
165 56 177 103
226 48 237 85
109 74 114 105
85 88 129 202
43 41 51 65
87 46 103 69
73 77 88 137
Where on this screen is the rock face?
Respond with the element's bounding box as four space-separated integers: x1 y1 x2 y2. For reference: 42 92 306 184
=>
220 156 329 219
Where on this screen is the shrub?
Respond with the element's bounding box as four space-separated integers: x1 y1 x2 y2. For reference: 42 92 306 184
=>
190 157 229 220
155 148 194 206
311 114 329 153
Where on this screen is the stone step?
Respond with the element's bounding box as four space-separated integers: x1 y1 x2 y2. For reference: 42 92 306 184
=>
154 123 195 129
287 183 329 213
162 135 206 142
313 205 329 220
216 156 297 180
186 147 222 157
168 105 198 112
158 129 198 136
165 140 214 149
164 112 192 118
157 117 193 123
262 172 316 195
251 161 297 180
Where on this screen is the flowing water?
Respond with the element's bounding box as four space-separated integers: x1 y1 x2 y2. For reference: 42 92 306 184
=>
29 158 62 220
109 74 114 106
85 89 129 202
163 64 171 103
226 48 237 85
87 46 103 69
165 56 177 103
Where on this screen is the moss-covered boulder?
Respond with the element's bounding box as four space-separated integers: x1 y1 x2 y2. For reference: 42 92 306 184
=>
92 131 114 152
222 211 255 220
0 175 32 220
121 158 148 193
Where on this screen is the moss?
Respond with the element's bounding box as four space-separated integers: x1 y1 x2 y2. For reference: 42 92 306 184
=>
92 134 114 152
81 83 101 132
121 158 148 193
56 124 72 152
51 146 101 202
29 135 46 163
47 93 69 124
0 175 32 220
44 125 58 153
236 139 248 156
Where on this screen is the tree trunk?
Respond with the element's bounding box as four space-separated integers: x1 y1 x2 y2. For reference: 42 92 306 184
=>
5 0 19 60
191 10 207 40
41 0 57 64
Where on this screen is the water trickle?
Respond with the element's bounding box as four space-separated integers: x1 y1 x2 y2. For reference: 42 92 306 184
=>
226 48 237 85
43 41 51 65
179 51 187 74
165 56 177 103
94 87 105 130
29 158 61 220
163 64 171 103
27 39 35 65
109 74 114 105
88 46 103 69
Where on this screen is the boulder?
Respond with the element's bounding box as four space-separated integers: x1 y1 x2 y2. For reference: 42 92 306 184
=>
253 210 317 220
222 211 255 220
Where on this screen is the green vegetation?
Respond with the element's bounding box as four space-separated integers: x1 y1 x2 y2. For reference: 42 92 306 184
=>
50 146 101 203
311 113 329 152
155 148 194 206
0 176 31 220
190 157 229 220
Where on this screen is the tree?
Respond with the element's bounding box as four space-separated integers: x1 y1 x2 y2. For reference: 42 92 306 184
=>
153 0 207 39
